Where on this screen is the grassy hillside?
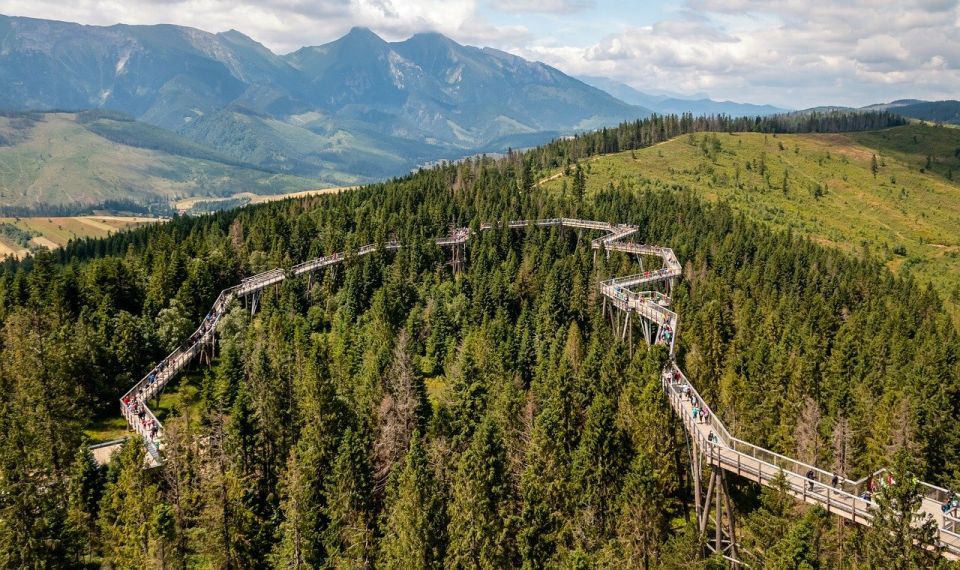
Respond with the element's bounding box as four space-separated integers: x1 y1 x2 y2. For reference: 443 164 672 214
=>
181 107 458 183
851 125 960 181
0 112 318 212
542 124 960 311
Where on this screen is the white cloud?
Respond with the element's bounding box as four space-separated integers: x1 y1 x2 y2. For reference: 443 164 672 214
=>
488 0 593 13
0 0 529 52
516 0 960 108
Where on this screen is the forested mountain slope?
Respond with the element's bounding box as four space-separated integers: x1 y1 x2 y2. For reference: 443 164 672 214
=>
864 100 960 125
540 123 960 319
0 111 316 213
0 113 957 567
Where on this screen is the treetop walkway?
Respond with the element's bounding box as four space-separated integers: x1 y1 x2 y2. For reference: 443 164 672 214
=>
118 218 960 561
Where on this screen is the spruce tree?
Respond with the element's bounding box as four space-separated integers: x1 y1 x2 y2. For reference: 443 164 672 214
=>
743 471 794 562
379 432 446 569
571 393 628 545
272 445 322 570
66 445 104 564
447 417 516 568
616 454 670 569
572 164 586 203
863 450 942 569
765 510 827 570
323 427 374 568
0 309 85 566
197 413 259 569
98 440 164 568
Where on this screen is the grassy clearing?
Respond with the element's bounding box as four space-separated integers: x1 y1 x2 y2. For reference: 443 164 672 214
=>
542 124 960 317
0 215 160 257
172 186 351 214
0 236 25 258
852 125 960 182
85 415 130 444
0 112 318 210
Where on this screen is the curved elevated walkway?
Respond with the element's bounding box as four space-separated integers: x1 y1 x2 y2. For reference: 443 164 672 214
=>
118 218 960 559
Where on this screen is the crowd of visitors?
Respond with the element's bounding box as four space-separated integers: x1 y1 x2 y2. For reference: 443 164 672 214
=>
121 304 226 446
659 323 674 345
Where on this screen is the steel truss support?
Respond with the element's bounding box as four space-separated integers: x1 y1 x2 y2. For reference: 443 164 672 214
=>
249 290 261 316
692 452 740 567
451 242 465 274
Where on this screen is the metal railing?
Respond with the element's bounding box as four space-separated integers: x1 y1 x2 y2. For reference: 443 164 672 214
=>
119 231 469 465
663 363 960 557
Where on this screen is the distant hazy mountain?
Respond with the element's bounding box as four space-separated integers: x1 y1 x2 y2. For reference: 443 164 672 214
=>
0 15 646 185
862 100 960 125
579 76 786 117
860 99 928 111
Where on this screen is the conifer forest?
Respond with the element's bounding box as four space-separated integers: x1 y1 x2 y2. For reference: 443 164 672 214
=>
0 112 958 569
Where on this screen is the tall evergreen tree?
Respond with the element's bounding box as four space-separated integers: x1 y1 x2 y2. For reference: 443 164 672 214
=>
378 432 446 569
272 445 322 570
571 393 628 545
323 427 374 568
66 445 105 566
0 310 85 566
98 440 164 568
615 453 671 569
447 417 516 568
863 451 943 569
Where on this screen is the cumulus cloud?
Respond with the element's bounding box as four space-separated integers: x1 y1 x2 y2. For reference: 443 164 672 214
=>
0 0 528 52
488 0 593 13
0 0 353 52
517 0 960 107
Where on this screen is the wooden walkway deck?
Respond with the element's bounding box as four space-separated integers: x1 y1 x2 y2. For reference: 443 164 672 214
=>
664 367 960 559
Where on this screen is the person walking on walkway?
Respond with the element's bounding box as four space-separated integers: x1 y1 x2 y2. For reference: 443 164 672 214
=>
806 469 816 491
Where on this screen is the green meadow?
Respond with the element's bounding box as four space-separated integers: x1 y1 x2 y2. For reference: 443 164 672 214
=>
542 124 960 317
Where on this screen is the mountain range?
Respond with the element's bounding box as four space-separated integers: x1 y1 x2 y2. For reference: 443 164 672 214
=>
0 15 646 186
578 76 788 117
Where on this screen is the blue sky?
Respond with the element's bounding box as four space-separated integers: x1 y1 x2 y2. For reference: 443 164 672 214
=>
1 0 957 109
